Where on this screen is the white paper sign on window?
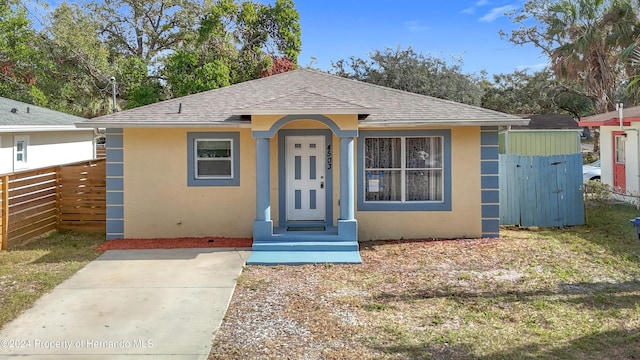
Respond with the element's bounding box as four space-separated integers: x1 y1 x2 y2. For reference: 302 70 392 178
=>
368 179 380 192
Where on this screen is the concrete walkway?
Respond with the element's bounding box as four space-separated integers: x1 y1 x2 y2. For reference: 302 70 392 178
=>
0 248 250 359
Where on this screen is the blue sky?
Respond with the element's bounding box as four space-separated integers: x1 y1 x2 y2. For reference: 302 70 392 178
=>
34 0 548 78
295 0 548 77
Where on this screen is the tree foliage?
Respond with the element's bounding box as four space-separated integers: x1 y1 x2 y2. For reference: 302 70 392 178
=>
0 0 43 104
331 46 483 106
502 0 640 113
481 68 593 117
0 0 300 116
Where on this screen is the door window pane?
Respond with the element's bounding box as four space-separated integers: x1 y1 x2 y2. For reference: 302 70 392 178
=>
616 136 625 164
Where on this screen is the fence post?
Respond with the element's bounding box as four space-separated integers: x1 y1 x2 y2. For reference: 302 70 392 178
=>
1 175 8 250
55 166 62 231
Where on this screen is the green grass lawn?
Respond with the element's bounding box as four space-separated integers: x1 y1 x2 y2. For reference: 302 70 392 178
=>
0 232 104 328
212 203 640 359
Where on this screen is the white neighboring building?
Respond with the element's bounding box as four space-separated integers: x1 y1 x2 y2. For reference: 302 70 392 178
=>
0 97 99 174
579 105 640 195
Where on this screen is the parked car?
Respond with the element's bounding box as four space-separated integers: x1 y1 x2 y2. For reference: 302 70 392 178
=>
583 160 601 182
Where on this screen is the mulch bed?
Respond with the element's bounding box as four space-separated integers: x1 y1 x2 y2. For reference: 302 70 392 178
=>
96 237 253 251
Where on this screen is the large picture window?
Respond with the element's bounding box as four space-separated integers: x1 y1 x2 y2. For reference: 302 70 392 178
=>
357 130 451 211
187 132 240 186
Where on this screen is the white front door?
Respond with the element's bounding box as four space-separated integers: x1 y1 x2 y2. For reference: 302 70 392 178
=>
286 136 326 221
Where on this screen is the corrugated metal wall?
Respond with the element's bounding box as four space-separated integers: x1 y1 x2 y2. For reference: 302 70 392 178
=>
500 131 580 155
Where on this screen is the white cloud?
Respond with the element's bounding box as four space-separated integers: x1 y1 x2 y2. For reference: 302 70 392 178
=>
463 0 492 15
479 5 516 22
516 62 549 72
405 20 429 32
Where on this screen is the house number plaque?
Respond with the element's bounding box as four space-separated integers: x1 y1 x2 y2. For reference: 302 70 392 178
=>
326 144 332 170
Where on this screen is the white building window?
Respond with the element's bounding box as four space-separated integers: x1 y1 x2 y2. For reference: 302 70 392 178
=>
14 135 29 169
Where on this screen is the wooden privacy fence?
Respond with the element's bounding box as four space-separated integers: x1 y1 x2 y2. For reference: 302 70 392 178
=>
0 159 106 249
499 153 585 227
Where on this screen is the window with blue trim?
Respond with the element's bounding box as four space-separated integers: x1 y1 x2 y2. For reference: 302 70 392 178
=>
195 139 233 178
358 130 451 211
187 132 240 186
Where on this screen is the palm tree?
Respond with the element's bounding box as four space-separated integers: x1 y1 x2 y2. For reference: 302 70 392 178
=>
548 0 639 114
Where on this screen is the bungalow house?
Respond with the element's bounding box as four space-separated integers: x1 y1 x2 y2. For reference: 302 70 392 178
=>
0 97 99 174
76 69 528 264
579 105 640 194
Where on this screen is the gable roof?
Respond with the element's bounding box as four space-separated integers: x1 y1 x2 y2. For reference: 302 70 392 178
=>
0 97 87 131
579 106 640 127
77 69 528 128
510 114 579 130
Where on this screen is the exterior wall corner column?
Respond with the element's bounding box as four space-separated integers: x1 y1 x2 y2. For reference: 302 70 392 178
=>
339 136 355 220
253 135 273 240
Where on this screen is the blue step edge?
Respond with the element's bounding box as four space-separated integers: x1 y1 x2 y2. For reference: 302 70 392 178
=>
246 250 362 265
252 241 359 252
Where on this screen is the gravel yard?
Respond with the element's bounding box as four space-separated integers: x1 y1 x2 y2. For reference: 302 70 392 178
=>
209 204 640 359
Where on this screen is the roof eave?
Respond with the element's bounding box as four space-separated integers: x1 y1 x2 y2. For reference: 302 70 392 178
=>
359 119 530 128
501 128 582 132
75 121 251 129
231 108 377 115
0 125 91 132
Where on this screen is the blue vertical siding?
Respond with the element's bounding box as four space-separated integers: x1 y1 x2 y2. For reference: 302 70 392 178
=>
105 128 124 240
481 127 500 238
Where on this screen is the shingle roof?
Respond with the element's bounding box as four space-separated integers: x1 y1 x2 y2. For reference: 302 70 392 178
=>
579 106 640 125
77 69 528 128
0 97 86 127
511 114 579 130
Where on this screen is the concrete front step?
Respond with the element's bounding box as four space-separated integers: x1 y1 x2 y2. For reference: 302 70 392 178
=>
246 250 362 265
252 240 359 252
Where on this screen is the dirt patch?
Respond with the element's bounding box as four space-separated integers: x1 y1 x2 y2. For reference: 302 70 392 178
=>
209 229 640 359
96 237 252 251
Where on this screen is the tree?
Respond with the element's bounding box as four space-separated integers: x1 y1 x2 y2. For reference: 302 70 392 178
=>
482 68 593 117
163 0 301 97
502 0 640 113
331 46 483 106
0 0 44 104
37 2 115 116
88 0 204 65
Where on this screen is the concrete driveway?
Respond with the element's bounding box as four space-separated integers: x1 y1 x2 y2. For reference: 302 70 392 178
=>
0 248 250 359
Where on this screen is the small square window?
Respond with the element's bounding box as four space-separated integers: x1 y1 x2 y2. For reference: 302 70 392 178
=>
188 133 240 186
196 140 232 178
